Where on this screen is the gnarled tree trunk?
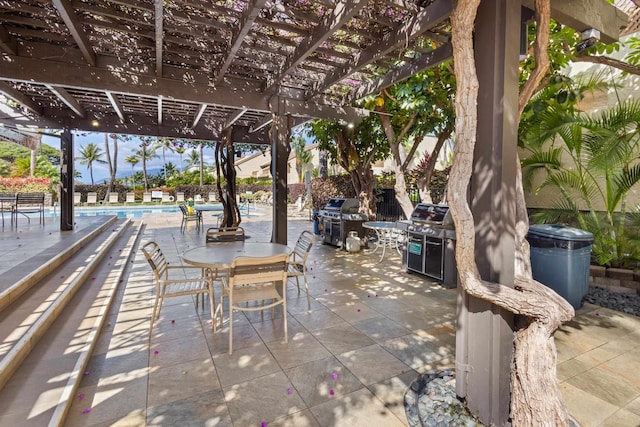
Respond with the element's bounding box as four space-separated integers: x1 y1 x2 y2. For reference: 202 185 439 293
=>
449 0 573 425
215 128 241 228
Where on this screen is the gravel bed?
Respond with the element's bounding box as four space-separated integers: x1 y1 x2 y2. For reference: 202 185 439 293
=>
583 285 640 317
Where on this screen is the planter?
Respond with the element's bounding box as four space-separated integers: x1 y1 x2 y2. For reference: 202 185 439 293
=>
590 265 640 295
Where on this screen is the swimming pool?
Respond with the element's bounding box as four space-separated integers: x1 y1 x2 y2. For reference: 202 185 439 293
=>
39 206 181 219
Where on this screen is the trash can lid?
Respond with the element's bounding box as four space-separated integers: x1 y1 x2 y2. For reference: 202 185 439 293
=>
527 224 593 242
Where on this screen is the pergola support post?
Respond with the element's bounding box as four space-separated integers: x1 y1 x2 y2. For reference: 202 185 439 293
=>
270 102 291 244
60 128 74 231
455 0 520 424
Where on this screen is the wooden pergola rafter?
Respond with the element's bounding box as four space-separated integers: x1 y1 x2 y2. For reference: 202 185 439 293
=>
0 0 459 140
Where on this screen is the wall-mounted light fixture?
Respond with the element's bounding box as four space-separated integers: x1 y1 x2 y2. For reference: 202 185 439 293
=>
576 28 601 54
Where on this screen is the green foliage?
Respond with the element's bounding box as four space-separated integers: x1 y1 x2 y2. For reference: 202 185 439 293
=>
524 100 640 268
305 116 389 169
0 141 60 164
11 156 59 182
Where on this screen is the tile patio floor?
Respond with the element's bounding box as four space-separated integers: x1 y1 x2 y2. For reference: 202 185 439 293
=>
2 206 640 426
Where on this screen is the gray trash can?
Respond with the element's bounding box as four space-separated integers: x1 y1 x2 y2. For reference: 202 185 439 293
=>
526 224 594 309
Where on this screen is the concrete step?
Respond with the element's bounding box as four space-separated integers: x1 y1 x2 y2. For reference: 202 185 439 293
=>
0 216 119 312
0 219 143 426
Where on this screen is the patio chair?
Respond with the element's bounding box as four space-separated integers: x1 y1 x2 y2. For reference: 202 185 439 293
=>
176 192 185 203
208 192 217 202
179 204 202 231
162 193 172 203
12 192 45 226
141 241 214 335
143 192 152 203
73 192 81 205
216 253 289 355
205 226 245 243
287 231 315 309
126 192 135 203
108 192 119 204
87 192 97 205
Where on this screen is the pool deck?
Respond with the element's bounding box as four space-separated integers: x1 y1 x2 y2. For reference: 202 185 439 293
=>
1 207 640 426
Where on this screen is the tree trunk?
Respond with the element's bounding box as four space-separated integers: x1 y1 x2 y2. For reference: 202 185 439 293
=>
215 129 241 228
449 0 573 425
416 128 451 204
349 166 376 219
378 106 416 219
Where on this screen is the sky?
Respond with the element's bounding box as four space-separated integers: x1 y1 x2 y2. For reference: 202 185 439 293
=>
42 132 218 184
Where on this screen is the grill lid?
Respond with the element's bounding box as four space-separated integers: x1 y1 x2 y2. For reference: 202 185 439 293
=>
410 203 452 226
322 198 360 213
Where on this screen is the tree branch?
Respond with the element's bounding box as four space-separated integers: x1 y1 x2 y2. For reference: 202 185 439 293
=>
573 54 640 75
518 0 551 117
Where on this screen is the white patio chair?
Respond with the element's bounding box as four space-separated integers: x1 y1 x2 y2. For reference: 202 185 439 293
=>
288 231 315 309
216 253 289 354
126 192 135 203
73 192 81 205
176 192 185 203
143 192 152 203
142 241 214 335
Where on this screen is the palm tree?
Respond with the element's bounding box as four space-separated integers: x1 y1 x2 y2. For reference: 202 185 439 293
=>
125 154 139 189
291 133 312 183
522 100 640 268
136 137 159 192
174 146 186 171
77 143 106 185
155 138 175 182
185 148 200 171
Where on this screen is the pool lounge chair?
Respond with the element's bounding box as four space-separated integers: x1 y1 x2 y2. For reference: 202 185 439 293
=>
208 192 217 202
176 192 185 203
73 192 81 205
126 192 135 203
162 193 172 203
143 192 152 203
108 192 119 203
87 192 98 205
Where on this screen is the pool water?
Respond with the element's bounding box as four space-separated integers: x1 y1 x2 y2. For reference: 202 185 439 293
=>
40 206 181 219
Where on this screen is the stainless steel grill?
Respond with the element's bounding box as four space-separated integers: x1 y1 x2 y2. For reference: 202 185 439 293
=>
318 198 368 248
406 203 457 287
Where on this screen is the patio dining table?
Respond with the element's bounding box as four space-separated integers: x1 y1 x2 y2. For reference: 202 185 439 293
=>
363 221 404 263
182 241 291 274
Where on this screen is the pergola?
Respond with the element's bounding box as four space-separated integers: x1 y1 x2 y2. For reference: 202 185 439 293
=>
0 0 630 424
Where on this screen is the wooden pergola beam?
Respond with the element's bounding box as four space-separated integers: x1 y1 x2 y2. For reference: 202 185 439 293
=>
0 127 39 150
0 82 42 116
522 0 627 44
307 0 452 99
192 103 207 128
157 96 163 125
45 84 86 118
215 0 266 84
154 0 163 77
0 26 17 56
105 91 126 122
349 42 453 102
265 0 368 92
52 0 96 66
223 108 248 129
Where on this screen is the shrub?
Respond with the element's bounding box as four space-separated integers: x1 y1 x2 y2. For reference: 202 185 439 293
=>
310 175 355 211
0 177 52 193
